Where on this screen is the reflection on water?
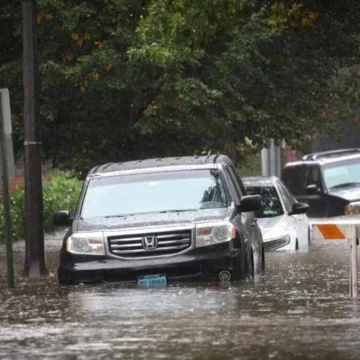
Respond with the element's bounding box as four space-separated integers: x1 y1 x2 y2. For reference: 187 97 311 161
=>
0 236 360 359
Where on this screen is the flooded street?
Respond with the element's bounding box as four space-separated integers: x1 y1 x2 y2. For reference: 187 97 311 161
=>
1 234 360 359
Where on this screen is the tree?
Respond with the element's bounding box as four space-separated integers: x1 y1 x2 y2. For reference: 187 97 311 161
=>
1 0 360 171
131 0 360 160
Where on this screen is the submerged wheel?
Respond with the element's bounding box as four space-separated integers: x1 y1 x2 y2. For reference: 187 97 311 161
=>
58 268 73 285
295 238 299 250
232 248 247 281
261 245 265 273
246 247 254 279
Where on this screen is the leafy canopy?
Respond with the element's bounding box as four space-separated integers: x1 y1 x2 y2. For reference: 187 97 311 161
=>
1 0 360 170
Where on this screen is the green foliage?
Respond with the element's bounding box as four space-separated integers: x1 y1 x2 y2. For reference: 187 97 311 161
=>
0 171 82 243
1 0 360 170
131 0 360 161
239 153 261 177
42 171 83 231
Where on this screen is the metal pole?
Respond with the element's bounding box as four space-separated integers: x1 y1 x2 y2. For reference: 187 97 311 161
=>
350 254 352 297
22 0 49 277
261 148 270 176
0 93 15 288
269 140 276 176
275 145 281 177
351 237 358 298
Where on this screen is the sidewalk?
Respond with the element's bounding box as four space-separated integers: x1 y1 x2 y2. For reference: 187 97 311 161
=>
0 230 66 254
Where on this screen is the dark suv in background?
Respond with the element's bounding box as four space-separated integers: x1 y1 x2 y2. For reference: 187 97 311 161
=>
55 155 264 285
281 149 360 217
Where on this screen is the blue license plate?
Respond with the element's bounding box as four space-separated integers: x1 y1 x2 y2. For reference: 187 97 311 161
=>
137 274 167 287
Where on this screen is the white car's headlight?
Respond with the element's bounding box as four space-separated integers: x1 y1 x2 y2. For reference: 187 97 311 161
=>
196 222 236 248
66 232 105 255
264 234 290 250
345 202 360 215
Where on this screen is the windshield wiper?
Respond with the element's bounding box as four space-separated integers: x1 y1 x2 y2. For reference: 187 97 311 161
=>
105 213 136 218
330 182 360 190
105 209 197 218
159 209 197 213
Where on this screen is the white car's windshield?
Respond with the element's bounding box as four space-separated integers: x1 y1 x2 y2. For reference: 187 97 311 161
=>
81 170 228 219
245 186 284 218
323 159 360 190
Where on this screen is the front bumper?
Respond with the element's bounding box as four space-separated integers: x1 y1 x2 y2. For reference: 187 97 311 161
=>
58 241 242 284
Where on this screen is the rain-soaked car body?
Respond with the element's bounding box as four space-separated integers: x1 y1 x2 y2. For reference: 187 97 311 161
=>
55 155 264 285
243 176 309 251
281 148 360 217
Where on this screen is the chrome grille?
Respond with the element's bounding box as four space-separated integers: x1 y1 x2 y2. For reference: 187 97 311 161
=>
108 230 192 258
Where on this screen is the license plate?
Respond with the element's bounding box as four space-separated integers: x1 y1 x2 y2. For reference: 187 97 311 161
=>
137 274 167 287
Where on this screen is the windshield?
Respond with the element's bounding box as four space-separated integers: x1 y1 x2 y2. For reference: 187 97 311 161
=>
323 159 360 189
81 170 228 218
245 186 284 218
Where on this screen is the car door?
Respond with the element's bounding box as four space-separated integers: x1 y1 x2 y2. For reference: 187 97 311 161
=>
278 179 308 245
303 164 327 217
281 165 306 197
226 166 259 253
275 179 297 239
281 164 312 210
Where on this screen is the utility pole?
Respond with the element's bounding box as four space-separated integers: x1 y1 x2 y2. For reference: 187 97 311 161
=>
0 90 15 288
22 0 49 276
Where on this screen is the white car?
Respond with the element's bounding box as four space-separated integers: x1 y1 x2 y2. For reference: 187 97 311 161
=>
243 176 310 251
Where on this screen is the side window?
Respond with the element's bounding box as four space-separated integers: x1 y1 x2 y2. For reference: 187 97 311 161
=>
229 166 246 197
305 165 323 190
282 183 297 205
277 181 296 213
276 181 292 213
281 165 306 195
224 167 241 204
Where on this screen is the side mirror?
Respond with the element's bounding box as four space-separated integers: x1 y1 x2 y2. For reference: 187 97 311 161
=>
54 211 73 227
289 202 309 215
238 195 262 212
305 184 321 195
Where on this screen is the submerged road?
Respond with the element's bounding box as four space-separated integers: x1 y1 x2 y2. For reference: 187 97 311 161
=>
0 231 359 359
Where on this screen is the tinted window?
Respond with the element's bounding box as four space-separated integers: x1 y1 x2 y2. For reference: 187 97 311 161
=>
305 165 323 189
230 167 246 196
81 170 228 218
227 166 244 200
224 167 240 203
281 165 306 195
277 181 296 212
245 186 284 218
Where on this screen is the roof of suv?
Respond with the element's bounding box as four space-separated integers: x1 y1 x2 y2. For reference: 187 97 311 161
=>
284 148 360 167
88 154 232 175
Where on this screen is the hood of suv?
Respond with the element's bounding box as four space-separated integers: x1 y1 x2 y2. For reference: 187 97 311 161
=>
328 187 360 202
73 208 231 232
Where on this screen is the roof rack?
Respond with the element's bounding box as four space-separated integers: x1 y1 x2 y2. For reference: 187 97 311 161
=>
302 148 360 161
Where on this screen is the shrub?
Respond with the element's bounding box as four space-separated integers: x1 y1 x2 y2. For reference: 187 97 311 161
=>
0 171 82 243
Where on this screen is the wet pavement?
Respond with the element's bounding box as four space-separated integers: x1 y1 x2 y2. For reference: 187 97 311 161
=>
0 232 360 359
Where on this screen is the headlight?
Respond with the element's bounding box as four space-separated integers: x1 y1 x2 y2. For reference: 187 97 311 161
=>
265 234 290 247
345 202 360 215
196 222 236 248
66 232 105 255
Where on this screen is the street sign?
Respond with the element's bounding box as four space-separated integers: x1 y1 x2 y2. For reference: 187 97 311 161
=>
312 218 360 298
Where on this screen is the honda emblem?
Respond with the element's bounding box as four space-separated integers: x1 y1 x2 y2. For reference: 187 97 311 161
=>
142 236 158 250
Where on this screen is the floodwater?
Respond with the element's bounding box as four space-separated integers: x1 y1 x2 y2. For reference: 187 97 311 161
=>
0 233 360 359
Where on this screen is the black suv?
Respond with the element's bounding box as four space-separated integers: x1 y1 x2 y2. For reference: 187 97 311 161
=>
281 148 360 217
55 155 265 285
